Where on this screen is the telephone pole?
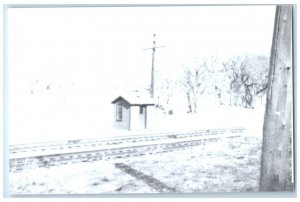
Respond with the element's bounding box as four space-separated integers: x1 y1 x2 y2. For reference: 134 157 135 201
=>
260 5 293 191
143 34 165 98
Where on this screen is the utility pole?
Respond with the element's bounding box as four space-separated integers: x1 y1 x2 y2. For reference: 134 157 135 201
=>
260 5 293 191
143 34 165 98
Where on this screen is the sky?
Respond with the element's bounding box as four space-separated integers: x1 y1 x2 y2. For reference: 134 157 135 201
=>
6 6 276 144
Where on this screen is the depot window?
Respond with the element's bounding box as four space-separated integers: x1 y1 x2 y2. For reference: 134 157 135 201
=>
116 104 122 121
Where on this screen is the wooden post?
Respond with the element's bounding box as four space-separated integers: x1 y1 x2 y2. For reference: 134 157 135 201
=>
260 5 293 191
150 34 156 98
143 34 165 99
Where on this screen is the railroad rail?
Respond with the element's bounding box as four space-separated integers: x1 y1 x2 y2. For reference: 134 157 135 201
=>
9 127 245 172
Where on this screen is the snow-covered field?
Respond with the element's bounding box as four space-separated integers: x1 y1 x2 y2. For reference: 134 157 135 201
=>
9 104 265 145
9 133 262 194
8 105 266 194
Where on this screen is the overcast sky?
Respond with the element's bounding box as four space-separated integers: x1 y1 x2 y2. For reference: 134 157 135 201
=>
6 6 276 143
8 6 275 89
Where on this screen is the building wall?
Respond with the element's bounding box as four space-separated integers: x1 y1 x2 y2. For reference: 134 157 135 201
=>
146 106 154 129
130 106 141 131
112 98 154 131
130 106 147 131
113 100 130 130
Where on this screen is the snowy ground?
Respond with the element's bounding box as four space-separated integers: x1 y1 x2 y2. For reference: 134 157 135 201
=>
9 132 262 194
9 105 265 145
9 105 265 194
123 135 262 193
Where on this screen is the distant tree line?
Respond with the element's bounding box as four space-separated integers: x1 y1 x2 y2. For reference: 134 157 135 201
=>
156 54 270 114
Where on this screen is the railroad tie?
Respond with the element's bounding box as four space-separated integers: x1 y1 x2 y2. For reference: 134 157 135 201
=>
115 163 177 193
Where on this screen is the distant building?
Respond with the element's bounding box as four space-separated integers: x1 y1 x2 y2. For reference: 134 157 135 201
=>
111 94 155 130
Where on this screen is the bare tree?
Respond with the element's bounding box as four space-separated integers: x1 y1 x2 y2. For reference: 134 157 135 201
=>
260 5 293 191
250 56 270 105
180 58 216 113
222 57 247 107
156 78 176 114
222 55 269 108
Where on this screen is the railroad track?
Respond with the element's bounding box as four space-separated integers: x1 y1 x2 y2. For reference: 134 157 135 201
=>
10 127 244 157
9 127 245 172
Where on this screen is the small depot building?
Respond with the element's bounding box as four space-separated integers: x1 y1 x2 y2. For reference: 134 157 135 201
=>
111 95 155 131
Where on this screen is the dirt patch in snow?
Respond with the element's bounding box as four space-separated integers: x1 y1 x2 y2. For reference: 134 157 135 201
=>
115 163 177 193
